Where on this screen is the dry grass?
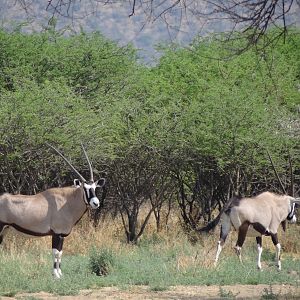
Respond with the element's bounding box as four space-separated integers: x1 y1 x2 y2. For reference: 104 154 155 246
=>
1 215 127 255
1 210 300 264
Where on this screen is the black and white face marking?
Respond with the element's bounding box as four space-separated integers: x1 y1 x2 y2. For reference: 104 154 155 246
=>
83 182 100 209
287 202 297 223
74 178 106 209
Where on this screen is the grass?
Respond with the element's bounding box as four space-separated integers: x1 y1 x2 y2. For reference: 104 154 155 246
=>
218 286 239 298
0 216 300 296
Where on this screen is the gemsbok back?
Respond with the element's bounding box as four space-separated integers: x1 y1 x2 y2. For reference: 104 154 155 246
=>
214 192 299 270
0 144 106 278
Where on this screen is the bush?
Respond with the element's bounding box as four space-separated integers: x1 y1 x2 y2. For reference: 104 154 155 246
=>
88 248 116 276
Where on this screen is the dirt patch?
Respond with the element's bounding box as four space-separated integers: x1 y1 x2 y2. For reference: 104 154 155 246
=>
3 284 300 300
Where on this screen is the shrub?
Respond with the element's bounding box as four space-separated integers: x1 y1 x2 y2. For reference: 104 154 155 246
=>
88 248 116 276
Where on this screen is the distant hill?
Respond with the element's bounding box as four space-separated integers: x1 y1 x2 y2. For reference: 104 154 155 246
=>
1 0 299 63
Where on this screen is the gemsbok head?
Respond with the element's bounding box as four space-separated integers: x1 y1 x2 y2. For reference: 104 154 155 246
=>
0 143 106 278
214 192 300 270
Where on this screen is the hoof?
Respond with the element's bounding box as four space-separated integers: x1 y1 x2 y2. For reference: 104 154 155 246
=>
276 263 281 271
53 269 61 279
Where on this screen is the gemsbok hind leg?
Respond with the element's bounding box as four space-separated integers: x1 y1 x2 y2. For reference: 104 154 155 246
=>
214 214 231 266
234 222 250 264
256 236 263 270
52 234 64 279
271 233 281 270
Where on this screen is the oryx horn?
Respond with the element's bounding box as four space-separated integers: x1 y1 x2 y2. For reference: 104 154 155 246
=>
47 143 86 182
81 143 94 182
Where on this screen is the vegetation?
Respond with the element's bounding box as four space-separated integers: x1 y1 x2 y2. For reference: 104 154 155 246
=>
0 26 300 243
0 216 300 297
89 247 116 276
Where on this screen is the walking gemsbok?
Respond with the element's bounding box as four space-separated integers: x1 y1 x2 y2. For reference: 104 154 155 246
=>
214 192 299 270
0 144 106 278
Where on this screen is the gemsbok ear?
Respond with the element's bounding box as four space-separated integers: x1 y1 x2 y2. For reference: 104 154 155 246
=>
96 178 106 188
291 198 300 207
74 179 82 188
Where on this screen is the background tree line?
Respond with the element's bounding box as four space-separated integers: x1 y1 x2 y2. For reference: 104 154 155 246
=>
0 26 299 242
13 0 300 56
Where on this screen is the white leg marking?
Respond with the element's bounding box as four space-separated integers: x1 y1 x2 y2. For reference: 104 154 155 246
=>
52 249 63 279
276 243 281 270
234 246 243 264
257 244 263 270
57 250 63 277
214 241 223 266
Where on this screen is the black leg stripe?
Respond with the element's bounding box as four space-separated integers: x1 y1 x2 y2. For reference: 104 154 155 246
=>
252 222 267 235
52 234 65 251
256 236 262 246
271 233 279 246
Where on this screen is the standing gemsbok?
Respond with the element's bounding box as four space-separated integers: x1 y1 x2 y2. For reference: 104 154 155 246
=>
214 192 300 270
0 144 106 278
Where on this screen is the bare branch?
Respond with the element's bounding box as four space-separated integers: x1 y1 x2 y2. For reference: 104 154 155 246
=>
129 0 136 17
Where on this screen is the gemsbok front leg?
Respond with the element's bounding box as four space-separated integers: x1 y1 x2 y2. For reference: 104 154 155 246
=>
52 234 65 279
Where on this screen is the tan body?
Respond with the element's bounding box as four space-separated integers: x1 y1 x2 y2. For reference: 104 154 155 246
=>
0 186 86 237
215 192 298 270
229 192 291 235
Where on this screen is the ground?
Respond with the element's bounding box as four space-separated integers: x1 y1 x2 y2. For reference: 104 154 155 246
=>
3 285 300 299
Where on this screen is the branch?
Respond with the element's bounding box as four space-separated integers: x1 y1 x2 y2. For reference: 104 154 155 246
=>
129 0 136 17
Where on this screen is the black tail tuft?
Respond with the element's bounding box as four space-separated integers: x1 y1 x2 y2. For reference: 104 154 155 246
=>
197 195 241 233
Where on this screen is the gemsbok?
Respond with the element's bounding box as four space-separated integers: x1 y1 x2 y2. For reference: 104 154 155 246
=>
214 192 299 270
0 144 106 278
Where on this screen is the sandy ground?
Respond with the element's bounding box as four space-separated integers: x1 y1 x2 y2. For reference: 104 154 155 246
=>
2 284 300 300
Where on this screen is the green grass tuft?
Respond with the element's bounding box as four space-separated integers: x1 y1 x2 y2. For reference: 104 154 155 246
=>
88 247 116 276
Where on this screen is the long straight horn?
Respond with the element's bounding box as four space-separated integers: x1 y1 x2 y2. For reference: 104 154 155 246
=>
47 143 86 182
266 149 287 194
81 143 94 182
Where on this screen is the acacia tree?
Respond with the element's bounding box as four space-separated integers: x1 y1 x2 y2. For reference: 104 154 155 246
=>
151 30 300 230
109 146 169 243
0 28 138 194
149 173 175 232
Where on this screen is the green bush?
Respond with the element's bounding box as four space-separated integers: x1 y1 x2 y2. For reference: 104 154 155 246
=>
88 248 116 276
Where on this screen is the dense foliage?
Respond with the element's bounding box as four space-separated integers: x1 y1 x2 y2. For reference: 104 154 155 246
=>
0 27 299 241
